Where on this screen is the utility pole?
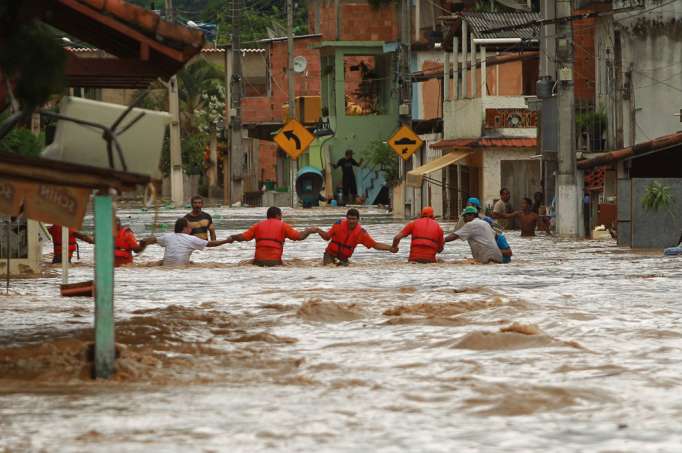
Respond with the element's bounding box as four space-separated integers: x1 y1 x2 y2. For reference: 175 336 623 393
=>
165 0 184 207
539 0 557 220
287 0 297 207
554 0 580 237
230 0 242 206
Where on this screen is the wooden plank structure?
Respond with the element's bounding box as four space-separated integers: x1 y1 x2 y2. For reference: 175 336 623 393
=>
1 0 204 378
0 154 152 378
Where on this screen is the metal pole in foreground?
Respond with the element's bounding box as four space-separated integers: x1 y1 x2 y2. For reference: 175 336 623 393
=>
94 194 115 379
61 225 69 285
5 216 10 294
287 0 298 208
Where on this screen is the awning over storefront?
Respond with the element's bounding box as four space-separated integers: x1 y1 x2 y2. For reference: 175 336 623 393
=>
406 151 470 187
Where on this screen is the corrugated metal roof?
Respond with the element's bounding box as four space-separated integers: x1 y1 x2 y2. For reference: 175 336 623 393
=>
461 12 541 40
432 137 537 149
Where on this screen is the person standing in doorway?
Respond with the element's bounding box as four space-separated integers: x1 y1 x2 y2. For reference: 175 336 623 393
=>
333 150 363 205
492 187 514 230
185 195 216 241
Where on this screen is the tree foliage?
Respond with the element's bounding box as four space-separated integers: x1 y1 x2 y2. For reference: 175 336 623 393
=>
0 21 65 110
642 181 676 219
366 140 400 187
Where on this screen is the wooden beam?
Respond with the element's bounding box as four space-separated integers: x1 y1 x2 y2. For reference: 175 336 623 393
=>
64 54 170 88
0 153 152 192
45 0 187 63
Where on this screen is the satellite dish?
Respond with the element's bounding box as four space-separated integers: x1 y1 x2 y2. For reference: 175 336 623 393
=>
293 56 308 74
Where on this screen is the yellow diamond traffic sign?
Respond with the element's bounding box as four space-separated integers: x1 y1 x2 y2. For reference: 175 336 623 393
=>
388 125 423 161
274 119 315 160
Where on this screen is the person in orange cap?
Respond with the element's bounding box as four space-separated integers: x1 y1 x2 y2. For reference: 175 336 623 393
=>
318 208 396 265
392 206 444 263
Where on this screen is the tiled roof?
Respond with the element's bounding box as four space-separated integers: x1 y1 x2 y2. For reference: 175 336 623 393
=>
432 137 537 149
461 12 541 40
35 0 204 74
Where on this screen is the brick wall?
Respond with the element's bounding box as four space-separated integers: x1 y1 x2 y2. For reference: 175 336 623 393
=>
258 140 278 182
241 36 321 124
315 0 399 42
573 11 596 102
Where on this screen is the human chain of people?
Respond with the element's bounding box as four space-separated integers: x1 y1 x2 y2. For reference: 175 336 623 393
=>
48 192 557 268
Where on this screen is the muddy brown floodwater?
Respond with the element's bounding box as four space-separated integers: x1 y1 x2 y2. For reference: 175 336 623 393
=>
1 206 682 452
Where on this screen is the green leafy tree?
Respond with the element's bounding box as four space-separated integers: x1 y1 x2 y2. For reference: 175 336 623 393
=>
366 140 400 187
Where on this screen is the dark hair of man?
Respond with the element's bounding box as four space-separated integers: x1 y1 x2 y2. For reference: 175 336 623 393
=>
500 188 509 195
174 217 189 233
191 195 203 202
346 208 360 219
523 197 533 207
266 206 282 219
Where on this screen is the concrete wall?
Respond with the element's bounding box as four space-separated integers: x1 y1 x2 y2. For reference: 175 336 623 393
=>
619 178 682 249
596 2 682 148
443 98 482 139
481 149 539 208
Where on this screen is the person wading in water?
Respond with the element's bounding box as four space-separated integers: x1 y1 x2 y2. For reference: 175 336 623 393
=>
230 206 319 266
185 195 216 241
317 208 396 265
392 207 445 263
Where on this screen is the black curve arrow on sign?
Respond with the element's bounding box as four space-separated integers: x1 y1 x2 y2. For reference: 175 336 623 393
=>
284 130 301 150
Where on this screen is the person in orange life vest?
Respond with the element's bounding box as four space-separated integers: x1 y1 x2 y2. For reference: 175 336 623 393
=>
113 217 147 267
47 224 93 264
230 206 319 266
317 208 396 265
392 206 445 263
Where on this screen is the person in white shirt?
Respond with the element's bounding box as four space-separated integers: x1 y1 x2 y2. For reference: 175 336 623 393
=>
444 206 503 264
142 217 232 265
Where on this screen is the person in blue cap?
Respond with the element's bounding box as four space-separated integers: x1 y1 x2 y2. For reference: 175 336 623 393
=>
453 197 496 230
483 217 513 264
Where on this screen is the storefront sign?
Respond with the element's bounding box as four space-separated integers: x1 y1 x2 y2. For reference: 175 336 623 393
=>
485 109 537 129
0 178 90 228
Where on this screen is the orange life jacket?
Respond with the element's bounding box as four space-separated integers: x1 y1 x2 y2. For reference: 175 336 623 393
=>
410 217 442 251
254 218 286 262
114 227 134 261
49 225 76 256
326 219 364 260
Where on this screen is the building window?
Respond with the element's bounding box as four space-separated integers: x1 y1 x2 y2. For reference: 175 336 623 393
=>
344 55 389 115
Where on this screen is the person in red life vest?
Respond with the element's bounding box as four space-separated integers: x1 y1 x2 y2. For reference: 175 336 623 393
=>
317 208 396 265
113 217 147 267
230 206 319 266
392 206 445 263
47 224 93 264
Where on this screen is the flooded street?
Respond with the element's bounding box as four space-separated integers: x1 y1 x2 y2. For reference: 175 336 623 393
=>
1 206 682 452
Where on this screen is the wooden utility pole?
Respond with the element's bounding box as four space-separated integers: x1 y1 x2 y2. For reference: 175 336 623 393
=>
230 0 243 206
287 0 297 207
223 44 232 205
165 0 184 207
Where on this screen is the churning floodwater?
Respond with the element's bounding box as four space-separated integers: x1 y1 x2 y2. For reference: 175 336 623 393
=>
1 206 681 452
